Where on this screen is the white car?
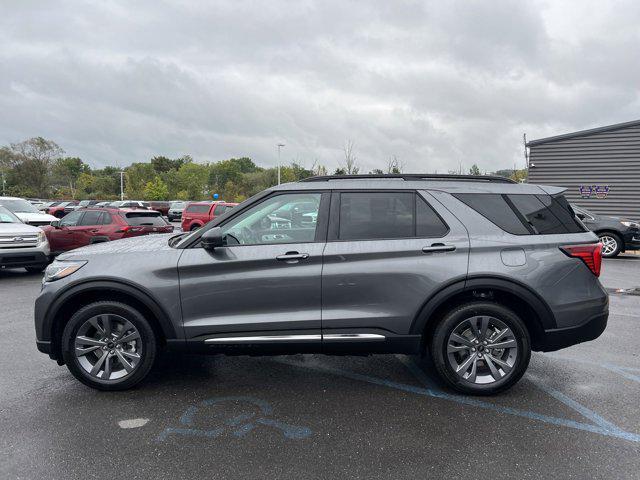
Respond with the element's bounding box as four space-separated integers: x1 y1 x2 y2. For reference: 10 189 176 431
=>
0 196 57 226
0 206 50 272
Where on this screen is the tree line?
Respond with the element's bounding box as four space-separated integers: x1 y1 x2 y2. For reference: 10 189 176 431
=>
0 137 527 202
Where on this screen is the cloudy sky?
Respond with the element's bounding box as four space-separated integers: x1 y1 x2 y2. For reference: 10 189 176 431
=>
1 0 639 173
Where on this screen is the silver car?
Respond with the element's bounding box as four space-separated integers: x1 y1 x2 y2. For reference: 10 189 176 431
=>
34 174 608 394
0 206 50 272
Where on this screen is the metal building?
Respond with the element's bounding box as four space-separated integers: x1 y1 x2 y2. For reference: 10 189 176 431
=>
527 119 640 219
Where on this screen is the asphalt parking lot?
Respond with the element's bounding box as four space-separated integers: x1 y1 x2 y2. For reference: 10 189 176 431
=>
1 256 639 479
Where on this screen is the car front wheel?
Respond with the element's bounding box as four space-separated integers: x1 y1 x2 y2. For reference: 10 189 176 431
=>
598 232 622 257
61 301 157 391
430 302 531 395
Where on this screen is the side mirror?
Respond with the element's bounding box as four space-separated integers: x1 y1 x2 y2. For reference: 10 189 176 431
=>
50 220 61 228
201 227 225 250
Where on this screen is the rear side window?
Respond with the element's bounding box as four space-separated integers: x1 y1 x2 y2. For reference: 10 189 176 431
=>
78 211 102 226
101 213 113 225
213 204 228 215
124 213 168 226
186 204 210 214
337 192 448 240
454 193 586 235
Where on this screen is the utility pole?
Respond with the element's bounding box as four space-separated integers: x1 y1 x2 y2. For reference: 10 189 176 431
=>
1 171 5 196
120 171 125 201
277 143 285 185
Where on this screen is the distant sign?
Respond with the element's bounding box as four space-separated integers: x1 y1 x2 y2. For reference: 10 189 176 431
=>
579 185 610 199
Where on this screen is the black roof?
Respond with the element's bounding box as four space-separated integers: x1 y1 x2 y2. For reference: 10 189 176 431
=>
527 119 640 147
300 174 515 184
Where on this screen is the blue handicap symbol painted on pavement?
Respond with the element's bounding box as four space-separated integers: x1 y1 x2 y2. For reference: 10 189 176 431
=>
157 396 312 442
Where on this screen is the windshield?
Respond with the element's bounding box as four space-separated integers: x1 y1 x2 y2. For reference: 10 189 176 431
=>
0 206 21 223
170 202 186 209
0 199 40 213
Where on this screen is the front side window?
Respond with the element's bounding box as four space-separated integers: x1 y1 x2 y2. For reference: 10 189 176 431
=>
213 204 228 215
221 193 321 245
78 211 103 226
59 211 83 227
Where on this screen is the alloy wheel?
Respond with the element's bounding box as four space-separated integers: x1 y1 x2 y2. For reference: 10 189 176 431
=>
446 315 518 385
599 235 618 256
74 314 143 381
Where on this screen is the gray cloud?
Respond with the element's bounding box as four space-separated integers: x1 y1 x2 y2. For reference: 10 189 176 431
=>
1 0 639 173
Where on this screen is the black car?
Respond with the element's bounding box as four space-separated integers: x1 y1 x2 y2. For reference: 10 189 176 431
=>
572 205 640 257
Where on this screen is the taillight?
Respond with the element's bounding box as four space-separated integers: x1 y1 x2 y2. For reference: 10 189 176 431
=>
560 243 602 276
117 226 144 233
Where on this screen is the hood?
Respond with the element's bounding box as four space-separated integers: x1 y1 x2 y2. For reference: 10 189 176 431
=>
0 222 43 235
58 233 176 260
15 212 57 223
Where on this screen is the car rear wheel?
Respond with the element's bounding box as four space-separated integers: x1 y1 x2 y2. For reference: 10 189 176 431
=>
190 224 200 231
61 301 157 391
430 302 531 395
598 232 621 257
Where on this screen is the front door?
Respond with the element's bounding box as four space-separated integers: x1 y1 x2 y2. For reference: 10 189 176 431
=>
178 191 329 351
47 210 84 253
321 190 469 350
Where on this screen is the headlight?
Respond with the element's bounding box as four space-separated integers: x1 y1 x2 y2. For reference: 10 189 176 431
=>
44 260 87 282
621 221 640 228
36 230 46 245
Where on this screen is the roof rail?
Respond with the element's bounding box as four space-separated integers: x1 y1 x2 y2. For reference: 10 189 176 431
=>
300 174 516 184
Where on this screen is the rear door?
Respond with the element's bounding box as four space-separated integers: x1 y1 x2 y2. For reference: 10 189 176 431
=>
74 210 104 246
321 190 469 348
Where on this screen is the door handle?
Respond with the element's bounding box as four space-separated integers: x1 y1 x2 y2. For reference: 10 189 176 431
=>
422 243 456 253
276 252 310 263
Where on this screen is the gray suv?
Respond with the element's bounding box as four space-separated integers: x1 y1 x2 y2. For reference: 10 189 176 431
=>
34 175 608 394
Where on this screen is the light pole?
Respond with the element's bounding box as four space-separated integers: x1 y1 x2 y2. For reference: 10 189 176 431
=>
120 171 125 201
277 143 285 185
1 171 5 196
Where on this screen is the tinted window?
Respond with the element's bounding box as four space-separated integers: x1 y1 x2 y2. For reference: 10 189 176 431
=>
59 211 83 227
454 194 530 235
78 211 103 226
101 213 113 225
339 192 413 240
221 193 321 245
508 194 585 234
213 204 228 215
416 196 449 237
186 204 211 214
125 213 167 226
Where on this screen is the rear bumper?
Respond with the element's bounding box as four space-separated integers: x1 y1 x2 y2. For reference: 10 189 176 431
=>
541 311 608 352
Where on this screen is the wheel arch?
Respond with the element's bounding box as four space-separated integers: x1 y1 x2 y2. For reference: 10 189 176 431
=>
45 280 177 361
410 276 555 352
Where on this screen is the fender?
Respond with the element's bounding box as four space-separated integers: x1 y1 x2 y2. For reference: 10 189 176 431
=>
42 278 179 343
410 275 557 335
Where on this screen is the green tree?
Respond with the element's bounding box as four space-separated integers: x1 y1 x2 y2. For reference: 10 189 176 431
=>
143 176 169 200
53 157 90 198
125 163 156 199
0 137 63 197
469 164 481 175
177 162 209 200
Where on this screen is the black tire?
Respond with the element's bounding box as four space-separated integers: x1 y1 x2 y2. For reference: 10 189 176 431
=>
597 232 622 258
25 265 46 273
429 302 531 395
61 301 158 391
190 224 200 231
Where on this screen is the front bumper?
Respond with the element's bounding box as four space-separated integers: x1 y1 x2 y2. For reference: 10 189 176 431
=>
622 230 640 251
0 249 50 268
541 311 608 352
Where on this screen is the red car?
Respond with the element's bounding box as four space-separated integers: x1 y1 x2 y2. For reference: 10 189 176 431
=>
43 208 173 255
47 201 78 218
181 201 238 231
